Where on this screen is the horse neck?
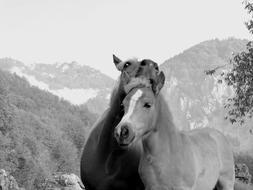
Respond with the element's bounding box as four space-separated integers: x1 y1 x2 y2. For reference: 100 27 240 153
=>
98 80 125 153
143 93 181 156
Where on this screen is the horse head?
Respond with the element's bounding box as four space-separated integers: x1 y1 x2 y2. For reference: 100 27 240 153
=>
113 55 160 95
114 71 165 147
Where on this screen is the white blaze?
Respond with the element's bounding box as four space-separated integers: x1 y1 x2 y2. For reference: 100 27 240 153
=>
122 89 143 121
116 89 143 136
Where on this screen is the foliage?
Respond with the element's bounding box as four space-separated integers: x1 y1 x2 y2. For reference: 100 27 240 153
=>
235 163 252 184
235 153 253 184
224 41 253 124
223 0 253 124
245 0 253 35
0 69 97 189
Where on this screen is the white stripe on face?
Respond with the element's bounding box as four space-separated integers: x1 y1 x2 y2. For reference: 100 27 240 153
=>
122 89 143 122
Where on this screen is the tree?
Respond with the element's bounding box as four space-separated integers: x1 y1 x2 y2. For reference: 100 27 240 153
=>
223 0 253 124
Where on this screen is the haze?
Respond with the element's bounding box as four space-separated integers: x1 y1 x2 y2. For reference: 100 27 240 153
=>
0 0 251 79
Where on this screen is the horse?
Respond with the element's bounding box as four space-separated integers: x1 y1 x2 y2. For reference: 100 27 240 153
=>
80 55 160 190
114 72 235 190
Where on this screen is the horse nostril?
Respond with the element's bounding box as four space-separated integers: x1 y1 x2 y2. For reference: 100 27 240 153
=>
120 125 129 139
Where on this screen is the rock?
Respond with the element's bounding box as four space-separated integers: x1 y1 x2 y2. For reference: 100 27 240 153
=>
235 163 252 184
42 173 85 190
0 169 25 190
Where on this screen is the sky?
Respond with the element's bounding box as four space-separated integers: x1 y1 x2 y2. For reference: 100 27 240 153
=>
0 0 251 79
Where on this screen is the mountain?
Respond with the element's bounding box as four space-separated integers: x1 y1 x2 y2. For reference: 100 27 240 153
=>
0 58 115 114
0 69 97 189
160 38 253 155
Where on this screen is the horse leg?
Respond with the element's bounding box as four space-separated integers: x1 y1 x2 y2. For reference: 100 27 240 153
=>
211 131 235 190
216 171 235 190
216 178 234 190
213 180 222 190
213 166 235 190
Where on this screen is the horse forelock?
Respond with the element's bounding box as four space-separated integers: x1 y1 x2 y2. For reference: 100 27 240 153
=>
124 77 151 94
108 66 141 106
155 92 176 132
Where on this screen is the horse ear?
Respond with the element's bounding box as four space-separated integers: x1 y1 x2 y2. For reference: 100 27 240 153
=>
154 71 165 95
113 54 123 71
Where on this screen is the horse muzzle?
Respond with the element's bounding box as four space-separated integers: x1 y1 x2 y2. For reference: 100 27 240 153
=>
114 124 135 147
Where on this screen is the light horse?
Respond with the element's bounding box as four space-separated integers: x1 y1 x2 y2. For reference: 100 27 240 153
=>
114 72 235 190
80 55 160 190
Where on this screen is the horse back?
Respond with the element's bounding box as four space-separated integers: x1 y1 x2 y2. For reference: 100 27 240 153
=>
188 127 233 159
200 128 235 177
186 128 234 181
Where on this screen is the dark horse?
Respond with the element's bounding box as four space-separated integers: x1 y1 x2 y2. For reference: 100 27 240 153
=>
80 55 159 190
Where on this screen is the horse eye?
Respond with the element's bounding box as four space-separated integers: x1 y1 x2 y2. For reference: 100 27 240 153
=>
124 62 131 69
143 103 151 108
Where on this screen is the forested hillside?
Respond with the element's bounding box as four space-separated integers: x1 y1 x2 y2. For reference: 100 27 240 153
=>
0 69 97 189
0 58 115 114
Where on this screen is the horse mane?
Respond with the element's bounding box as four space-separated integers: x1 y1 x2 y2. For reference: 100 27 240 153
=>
109 80 121 106
124 77 152 94
156 91 175 130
